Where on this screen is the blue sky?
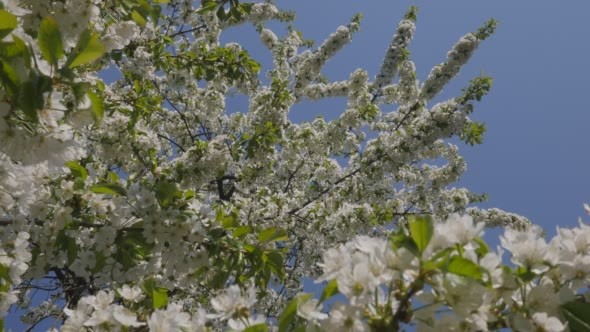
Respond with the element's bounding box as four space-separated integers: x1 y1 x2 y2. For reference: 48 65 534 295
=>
222 0 590 238
8 1 590 330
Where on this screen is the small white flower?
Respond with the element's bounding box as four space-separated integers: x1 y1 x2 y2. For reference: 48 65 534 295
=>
531 312 565 332
296 297 327 322
209 285 257 320
148 303 192 332
118 284 144 302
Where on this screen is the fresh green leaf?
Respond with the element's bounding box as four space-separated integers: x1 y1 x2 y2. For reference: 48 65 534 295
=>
216 6 227 21
68 29 105 68
258 227 288 243
0 10 17 40
408 215 434 254
65 161 88 181
0 264 9 282
86 91 104 123
0 40 26 59
38 16 64 67
56 230 78 264
18 72 51 122
319 279 339 303
474 237 490 257
244 324 268 332
143 279 169 309
217 209 239 228
90 183 127 196
447 256 483 281
561 301 590 332
197 0 219 15
233 226 252 239
131 10 147 26
152 287 168 309
0 61 19 96
155 181 177 207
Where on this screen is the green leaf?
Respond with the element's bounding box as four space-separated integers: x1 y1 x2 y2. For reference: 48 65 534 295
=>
244 324 268 332
0 10 17 40
233 226 252 239
197 0 219 15
56 230 78 264
258 227 288 243
474 237 490 257
152 287 168 309
18 75 49 123
143 279 169 309
0 40 27 59
389 228 421 257
90 183 127 196
155 181 177 207
65 161 88 181
408 215 434 254
217 209 239 228
319 279 339 303
216 6 227 21
86 91 104 123
278 294 312 332
153 0 170 3
131 10 147 26
0 61 19 96
561 301 590 332
38 16 64 67
0 264 10 282
68 29 105 68
447 256 483 281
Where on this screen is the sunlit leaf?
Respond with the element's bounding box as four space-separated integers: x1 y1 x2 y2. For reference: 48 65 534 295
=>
90 183 127 196
38 16 63 67
408 215 433 254
0 10 17 40
258 227 288 243
68 29 105 68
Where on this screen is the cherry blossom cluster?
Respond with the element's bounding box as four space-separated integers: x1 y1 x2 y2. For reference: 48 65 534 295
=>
56 211 590 331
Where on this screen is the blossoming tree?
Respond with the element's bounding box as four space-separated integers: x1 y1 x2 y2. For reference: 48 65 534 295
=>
1 0 590 331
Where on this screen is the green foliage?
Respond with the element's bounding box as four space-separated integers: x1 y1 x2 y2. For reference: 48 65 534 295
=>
446 256 484 281
0 10 17 39
561 301 590 332
56 230 79 264
38 16 64 68
65 161 89 181
475 18 498 41
89 183 128 196
319 279 339 303
18 71 52 123
244 324 269 332
258 227 288 243
155 181 179 208
86 91 105 123
408 215 434 254
460 121 486 146
67 29 106 68
458 75 493 105
143 279 169 309
404 6 419 22
197 0 255 23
